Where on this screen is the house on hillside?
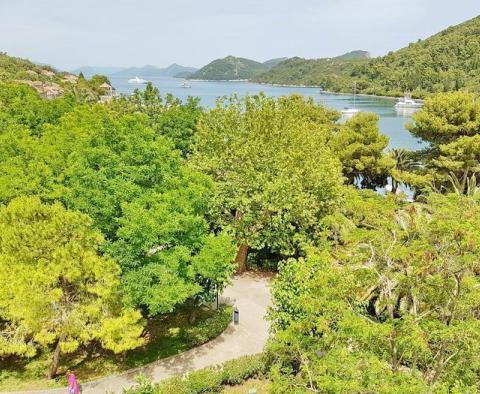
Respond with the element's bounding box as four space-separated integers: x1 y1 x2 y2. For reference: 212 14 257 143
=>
99 82 116 102
42 83 63 99
63 74 78 83
14 80 63 99
41 69 55 78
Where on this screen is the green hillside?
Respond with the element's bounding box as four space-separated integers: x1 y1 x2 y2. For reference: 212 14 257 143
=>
0 52 111 100
334 50 370 60
256 16 480 97
189 56 269 80
263 57 289 68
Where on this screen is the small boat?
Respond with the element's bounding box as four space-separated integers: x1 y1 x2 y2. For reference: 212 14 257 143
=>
128 76 148 84
341 82 360 116
395 93 423 109
341 108 360 115
181 80 191 88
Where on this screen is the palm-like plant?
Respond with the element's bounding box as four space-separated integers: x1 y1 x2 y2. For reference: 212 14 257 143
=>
388 148 421 194
447 171 480 196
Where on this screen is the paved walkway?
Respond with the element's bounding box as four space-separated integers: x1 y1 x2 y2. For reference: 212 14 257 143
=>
6 273 272 394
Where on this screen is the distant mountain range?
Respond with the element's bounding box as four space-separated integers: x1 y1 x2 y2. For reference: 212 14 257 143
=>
70 66 126 78
189 56 289 81
72 63 198 79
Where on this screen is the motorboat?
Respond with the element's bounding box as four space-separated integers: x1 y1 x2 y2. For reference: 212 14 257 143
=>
128 76 148 84
395 93 423 109
181 80 191 88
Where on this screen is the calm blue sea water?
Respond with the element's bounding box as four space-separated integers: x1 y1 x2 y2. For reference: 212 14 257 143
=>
109 76 423 150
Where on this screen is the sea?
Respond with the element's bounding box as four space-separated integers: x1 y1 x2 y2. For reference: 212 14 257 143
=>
109 76 423 150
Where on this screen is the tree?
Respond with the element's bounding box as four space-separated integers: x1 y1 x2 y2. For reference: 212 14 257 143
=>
330 112 394 189
108 189 236 317
0 82 73 135
108 82 203 155
0 105 237 317
192 94 344 271
268 190 480 392
388 148 421 194
0 197 144 378
407 92 480 192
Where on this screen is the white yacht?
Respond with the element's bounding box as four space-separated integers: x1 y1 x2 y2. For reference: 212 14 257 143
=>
181 80 191 88
128 76 148 84
341 82 360 116
395 93 423 109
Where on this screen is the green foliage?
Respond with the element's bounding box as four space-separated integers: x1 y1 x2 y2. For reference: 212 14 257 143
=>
0 102 236 317
0 52 111 103
0 82 73 134
256 16 480 97
0 197 144 373
109 83 203 155
221 354 267 385
407 91 480 191
268 190 480 392
388 148 422 193
125 354 266 394
255 56 368 90
0 52 57 82
331 112 394 188
190 56 268 80
179 305 233 348
192 94 344 267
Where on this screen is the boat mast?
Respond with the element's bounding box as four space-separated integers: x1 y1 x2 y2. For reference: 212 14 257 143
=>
353 82 357 109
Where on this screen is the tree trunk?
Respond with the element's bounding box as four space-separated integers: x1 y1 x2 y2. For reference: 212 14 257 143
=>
48 339 62 379
392 179 398 194
235 243 249 273
189 307 198 324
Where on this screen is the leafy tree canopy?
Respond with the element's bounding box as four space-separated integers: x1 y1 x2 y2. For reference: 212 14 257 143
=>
330 112 394 189
0 197 144 378
268 190 480 392
192 94 344 270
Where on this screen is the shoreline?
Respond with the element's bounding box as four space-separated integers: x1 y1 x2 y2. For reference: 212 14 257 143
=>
188 78 402 100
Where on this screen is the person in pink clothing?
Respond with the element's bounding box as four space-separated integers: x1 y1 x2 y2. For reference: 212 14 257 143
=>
66 370 80 394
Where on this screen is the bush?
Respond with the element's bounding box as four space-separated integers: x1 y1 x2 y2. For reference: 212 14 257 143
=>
126 353 267 394
221 354 266 385
180 305 233 347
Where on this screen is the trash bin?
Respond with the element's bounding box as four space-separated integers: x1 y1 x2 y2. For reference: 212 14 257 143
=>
233 307 239 325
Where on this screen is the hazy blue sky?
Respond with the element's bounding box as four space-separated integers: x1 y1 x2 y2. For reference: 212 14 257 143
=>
0 0 479 70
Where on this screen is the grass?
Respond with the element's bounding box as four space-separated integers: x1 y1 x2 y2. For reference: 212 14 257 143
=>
222 378 271 393
0 304 232 391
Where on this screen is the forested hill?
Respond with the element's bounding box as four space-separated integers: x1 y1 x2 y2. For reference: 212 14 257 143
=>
190 56 271 80
0 52 110 99
254 51 370 88
256 15 480 97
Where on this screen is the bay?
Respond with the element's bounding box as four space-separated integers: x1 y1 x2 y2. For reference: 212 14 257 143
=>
109 76 423 150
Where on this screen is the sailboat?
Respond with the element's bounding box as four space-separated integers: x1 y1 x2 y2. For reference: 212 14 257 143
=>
341 82 360 116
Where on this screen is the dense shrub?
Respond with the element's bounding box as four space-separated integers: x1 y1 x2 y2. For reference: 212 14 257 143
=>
125 353 266 394
221 354 267 385
181 305 233 347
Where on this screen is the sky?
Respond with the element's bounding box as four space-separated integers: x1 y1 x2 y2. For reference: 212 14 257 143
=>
0 0 479 71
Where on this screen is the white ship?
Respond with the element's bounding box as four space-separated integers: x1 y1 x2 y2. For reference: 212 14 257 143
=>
181 80 191 88
128 76 148 84
395 93 423 109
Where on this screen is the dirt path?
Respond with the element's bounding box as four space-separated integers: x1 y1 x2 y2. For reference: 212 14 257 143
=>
6 273 272 394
